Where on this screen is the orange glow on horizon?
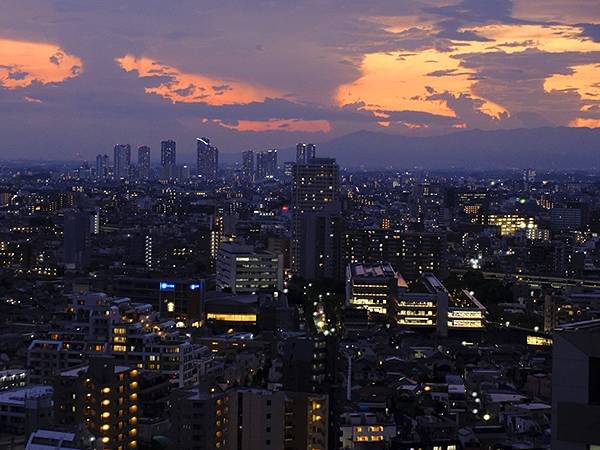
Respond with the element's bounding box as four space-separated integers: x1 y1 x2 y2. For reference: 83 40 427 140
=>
117 54 280 105
212 118 331 133
570 118 600 127
0 38 82 89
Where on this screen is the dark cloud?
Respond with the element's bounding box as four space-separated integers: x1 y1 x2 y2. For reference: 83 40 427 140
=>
577 23 600 42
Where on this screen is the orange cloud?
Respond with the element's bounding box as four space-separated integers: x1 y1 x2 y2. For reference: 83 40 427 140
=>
570 118 600 127
212 118 331 133
337 23 599 124
117 54 280 105
544 63 600 101
0 38 82 89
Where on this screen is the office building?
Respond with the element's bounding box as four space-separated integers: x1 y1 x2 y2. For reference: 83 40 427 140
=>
110 277 205 325
113 144 131 180
137 146 150 181
346 262 403 315
216 242 283 294
53 356 139 450
298 203 344 281
551 203 587 232
241 150 254 182
390 273 486 336
256 149 277 180
160 140 176 167
552 320 600 450
160 140 177 180
296 143 316 163
291 158 340 277
63 210 91 270
486 214 536 236
95 154 109 179
197 137 218 182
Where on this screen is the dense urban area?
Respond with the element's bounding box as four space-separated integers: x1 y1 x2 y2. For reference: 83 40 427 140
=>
0 139 598 450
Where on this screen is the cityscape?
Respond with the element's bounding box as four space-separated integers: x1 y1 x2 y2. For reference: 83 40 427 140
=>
1 0 600 449
1 140 600 450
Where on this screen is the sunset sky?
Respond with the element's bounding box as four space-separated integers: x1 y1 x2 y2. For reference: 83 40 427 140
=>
1 0 599 159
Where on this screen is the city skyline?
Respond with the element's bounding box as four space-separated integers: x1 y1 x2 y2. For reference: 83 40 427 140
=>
0 0 599 160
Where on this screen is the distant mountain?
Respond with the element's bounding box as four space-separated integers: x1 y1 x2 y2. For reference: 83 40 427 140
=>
307 127 600 169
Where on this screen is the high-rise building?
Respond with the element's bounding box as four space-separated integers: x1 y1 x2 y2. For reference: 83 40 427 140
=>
63 210 91 270
552 320 600 450
296 143 316 163
291 158 340 277
137 146 151 181
297 203 344 280
216 242 283 294
160 140 177 180
113 144 131 180
241 150 254 182
95 154 109 179
196 137 218 182
160 140 176 167
256 149 277 180
53 355 139 450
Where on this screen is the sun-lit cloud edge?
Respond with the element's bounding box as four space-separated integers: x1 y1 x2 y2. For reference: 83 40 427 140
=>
116 54 281 106
0 38 83 89
210 118 332 133
336 21 600 128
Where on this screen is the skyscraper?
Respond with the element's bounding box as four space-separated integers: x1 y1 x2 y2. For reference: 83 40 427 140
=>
196 137 218 182
63 210 91 270
95 154 109 179
160 140 176 167
296 143 316 163
241 150 254 182
291 157 340 278
160 140 177 180
113 144 131 179
256 149 277 180
137 145 151 180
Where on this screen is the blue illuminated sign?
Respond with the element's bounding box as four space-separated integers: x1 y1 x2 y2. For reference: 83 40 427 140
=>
159 282 175 291
189 283 202 291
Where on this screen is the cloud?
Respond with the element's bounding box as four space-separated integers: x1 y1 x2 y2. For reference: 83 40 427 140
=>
0 38 83 89
0 0 598 160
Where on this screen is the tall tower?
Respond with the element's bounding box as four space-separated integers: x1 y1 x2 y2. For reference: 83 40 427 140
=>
296 143 316 163
137 146 151 180
197 137 219 182
241 150 254 182
63 210 91 271
291 158 340 278
95 154 109 179
160 140 177 180
113 144 131 180
256 149 277 180
160 140 176 167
